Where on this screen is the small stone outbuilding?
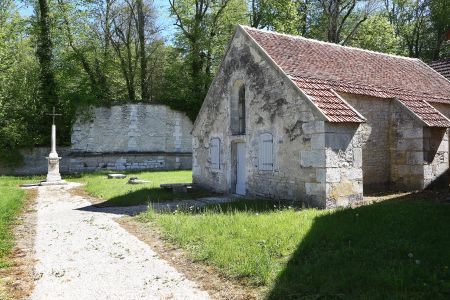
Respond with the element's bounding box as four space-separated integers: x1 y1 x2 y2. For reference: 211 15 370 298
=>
192 25 450 208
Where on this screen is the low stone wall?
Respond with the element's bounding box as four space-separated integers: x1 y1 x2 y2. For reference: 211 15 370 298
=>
0 147 192 176
68 152 192 173
0 147 72 176
72 104 192 153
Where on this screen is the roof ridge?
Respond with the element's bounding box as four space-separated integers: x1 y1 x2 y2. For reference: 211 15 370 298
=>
240 25 419 62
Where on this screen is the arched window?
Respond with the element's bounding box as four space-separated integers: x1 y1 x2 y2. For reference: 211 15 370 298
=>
238 85 246 134
231 81 246 135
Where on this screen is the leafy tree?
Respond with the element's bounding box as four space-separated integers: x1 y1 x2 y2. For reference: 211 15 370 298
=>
429 0 450 59
384 0 431 58
317 0 376 44
169 0 247 117
350 13 400 54
0 1 41 164
248 0 303 34
136 0 150 101
56 0 111 105
36 0 58 108
155 46 194 117
0 0 447 159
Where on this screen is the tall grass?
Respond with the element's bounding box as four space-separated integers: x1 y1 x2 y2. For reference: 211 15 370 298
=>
142 201 328 285
0 177 33 268
141 197 450 298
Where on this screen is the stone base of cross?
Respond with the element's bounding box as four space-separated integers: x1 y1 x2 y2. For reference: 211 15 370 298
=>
41 156 66 186
41 107 67 186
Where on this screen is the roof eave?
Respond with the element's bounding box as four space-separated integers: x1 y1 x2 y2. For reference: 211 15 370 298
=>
422 99 450 127
392 98 450 128
394 98 428 127
331 89 367 123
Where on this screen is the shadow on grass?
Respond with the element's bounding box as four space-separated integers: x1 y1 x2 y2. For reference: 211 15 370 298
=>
94 187 217 207
75 186 221 216
268 191 450 299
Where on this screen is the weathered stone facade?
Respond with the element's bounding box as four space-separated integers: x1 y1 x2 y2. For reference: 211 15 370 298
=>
0 147 191 176
323 123 364 207
1 104 193 175
192 26 449 209
69 104 193 172
343 94 450 192
72 104 192 153
343 94 391 192
192 28 363 208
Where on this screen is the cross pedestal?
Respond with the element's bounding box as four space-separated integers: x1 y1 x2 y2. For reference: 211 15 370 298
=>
41 108 67 186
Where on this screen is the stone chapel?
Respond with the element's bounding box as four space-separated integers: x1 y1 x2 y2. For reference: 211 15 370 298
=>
192 25 450 208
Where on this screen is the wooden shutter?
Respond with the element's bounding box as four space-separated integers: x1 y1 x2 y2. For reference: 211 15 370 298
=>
210 138 220 170
259 133 273 171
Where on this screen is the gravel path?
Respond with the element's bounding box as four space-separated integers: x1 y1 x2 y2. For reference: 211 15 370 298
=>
30 183 210 300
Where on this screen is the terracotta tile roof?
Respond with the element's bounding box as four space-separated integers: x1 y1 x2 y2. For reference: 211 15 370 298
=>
292 78 365 122
242 26 450 127
429 58 450 81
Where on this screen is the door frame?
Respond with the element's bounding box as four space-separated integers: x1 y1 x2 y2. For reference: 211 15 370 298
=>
230 141 246 195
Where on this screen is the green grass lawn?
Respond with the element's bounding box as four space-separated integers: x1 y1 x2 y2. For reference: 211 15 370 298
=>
70 170 214 206
139 195 450 299
0 176 38 269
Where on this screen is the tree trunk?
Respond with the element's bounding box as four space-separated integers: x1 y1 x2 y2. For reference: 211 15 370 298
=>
36 0 58 108
190 41 204 105
326 0 340 43
136 0 149 101
298 0 309 36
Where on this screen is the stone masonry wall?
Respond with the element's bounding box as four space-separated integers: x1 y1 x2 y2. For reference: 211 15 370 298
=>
430 103 450 119
423 127 448 187
192 27 448 207
390 101 426 190
0 147 191 176
389 101 449 190
72 104 192 153
0 147 71 176
324 123 364 208
430 102 450 184
342 94 391 192
67 153 192 173
1 104 193 175
193 29 332 207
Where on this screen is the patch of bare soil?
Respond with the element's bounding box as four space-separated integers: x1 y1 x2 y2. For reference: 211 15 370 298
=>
117 217 261 300
0 188 38 300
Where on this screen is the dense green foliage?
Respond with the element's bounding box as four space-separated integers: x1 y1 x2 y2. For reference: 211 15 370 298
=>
141 196 450 298
71 170 213 206
0 0 449 156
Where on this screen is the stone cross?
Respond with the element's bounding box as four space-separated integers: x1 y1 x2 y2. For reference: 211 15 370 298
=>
41 106 66 185
47 107 62 158
47 106 62 126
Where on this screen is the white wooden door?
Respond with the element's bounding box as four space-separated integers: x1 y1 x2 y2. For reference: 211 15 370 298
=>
235 143 246 195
